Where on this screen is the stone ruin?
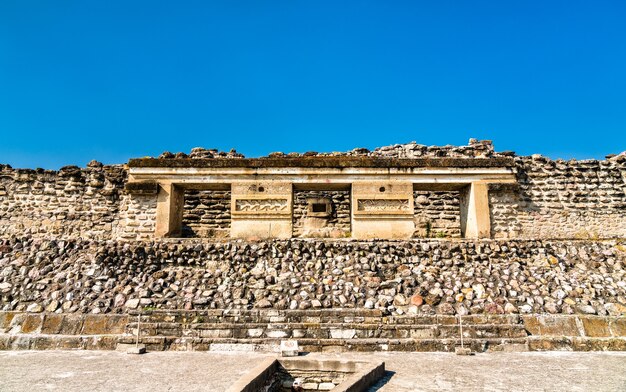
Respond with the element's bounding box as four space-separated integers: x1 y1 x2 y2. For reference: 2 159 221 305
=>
227 357 385 392
0 139 625 353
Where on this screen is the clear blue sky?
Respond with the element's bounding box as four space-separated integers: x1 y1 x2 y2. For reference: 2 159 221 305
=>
1 1 625 169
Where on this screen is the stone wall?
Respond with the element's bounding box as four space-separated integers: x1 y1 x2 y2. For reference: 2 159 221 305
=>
413 191 461 238
1 236 624 317
1 310 625 352
490 156 626 239
182 190 231 238
115 194 157 241
292 190 351 238
0 140 624 241
0 163 126 240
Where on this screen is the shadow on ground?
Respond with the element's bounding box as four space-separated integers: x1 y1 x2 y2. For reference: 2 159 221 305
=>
367 370 395 391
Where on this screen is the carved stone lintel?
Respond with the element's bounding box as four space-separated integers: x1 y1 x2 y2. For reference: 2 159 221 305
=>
357 199 410 213
234 198 289 213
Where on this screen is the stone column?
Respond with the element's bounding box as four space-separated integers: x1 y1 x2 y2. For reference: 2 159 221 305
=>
460 182 491 239
155 183 184 238
230 182 292 239
351 182 415 239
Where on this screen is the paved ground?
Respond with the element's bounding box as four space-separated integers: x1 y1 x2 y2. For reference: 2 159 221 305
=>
1 350 625 391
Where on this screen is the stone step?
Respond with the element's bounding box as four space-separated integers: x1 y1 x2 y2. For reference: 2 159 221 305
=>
3 333 625 352
125 322 528 340
129 309 384 322
0 333 122 350
129 310 520 326
116 335 531 353
127 321 526 329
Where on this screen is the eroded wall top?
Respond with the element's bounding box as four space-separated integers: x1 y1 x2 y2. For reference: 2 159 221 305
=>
0 139 624 241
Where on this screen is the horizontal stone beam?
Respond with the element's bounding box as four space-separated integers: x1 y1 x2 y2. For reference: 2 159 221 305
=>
128 167 517 186
128 156 516 169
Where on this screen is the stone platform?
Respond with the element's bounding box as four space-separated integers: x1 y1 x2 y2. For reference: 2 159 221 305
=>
2 310 625 352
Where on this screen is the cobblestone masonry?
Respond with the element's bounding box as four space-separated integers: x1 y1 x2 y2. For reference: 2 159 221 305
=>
0 237 624 316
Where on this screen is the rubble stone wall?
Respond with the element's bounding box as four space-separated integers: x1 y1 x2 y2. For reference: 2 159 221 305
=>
0 164 126 240
0 140 624 241
182 190 231 238
115 193 157 241
413 191 461 238
490 156 626 239
1 237 624 317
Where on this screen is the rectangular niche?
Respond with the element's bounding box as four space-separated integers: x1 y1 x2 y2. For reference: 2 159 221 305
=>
292 185 351 238
413 189 461 238
182 188 231 238
230 358 385 392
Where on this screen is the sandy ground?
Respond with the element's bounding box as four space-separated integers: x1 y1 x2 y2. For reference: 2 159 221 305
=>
0 350 625 392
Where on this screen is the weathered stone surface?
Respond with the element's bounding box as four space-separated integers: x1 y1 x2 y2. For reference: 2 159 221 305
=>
1 140 624 241
609 318 626 337
82 315 110 335
523 315 580 336
124 299 140 309
581 317 612 337
3 310 624 352
20 315 43 334
0 237 624 316
0 164 127 240
26 304 43 313
0 141 624 355
41 314 64 334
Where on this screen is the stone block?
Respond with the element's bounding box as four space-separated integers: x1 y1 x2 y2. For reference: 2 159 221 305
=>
527 337 573 351
126 344 147 354
523 315 580 336
410 328 436 339
609 318 626 337
58 315 84 335
209 343 256 352
487 342 529 352
199 329 232 338
82 315 110 335
321 345 345 353
266 330 290 339
580 317 611 337
570 337 626 351
107 315 129 334
329 329 356 339
31 336 59 350
0 312 16 333
41 314 64 334
86 336 120 350
20 314 43 334
0 335 10 350
10 336 33 350
56 336 87 350
389 340 417 351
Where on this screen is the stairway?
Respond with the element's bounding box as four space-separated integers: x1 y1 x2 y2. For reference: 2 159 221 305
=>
121 309 530 352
